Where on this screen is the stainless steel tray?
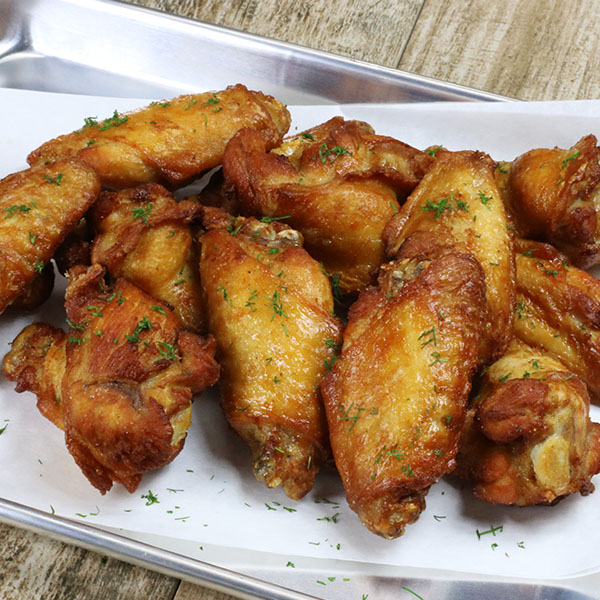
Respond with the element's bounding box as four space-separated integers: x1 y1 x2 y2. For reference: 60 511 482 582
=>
0 1 595 599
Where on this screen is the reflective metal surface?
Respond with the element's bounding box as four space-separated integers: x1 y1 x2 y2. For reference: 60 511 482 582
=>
0 0 510 103
0 498 595 600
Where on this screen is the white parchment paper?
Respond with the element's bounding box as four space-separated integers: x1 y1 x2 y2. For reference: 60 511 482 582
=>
1 88 600 580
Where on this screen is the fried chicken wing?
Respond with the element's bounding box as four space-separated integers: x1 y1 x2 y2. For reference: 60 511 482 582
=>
514 239 600 402
200 208 342 499
321 249 486 538
504 135 600 268
0 159 100 314
2 264 219 493
384 149 515 366
91 184 205 331
28 84 291 189
222 118 432 294
456 340 600 505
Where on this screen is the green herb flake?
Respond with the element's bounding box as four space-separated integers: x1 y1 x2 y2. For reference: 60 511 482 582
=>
476 524 504 540
340 403 365 432
125 316 153 344
496 162 508 174
98 110 128 131
422 196 452 218
561 149 580 169
402 586 425 600
141 490 159 506
132 202 152 226
427 145 442 157
318 143 351 164
28 232 37 245
86 305 103 318
429 351 448 366
5 204 31 218
418 327 437 348
43 173 63 186
151 305 166 315
478 191 493 207
286 561 295 567
301 132 315 140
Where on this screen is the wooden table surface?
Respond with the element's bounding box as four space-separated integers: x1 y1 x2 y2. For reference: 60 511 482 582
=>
1 0 598 598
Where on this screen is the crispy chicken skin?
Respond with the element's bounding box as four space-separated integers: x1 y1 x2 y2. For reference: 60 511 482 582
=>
505 135 600 268
200 208 342 500
2 265 220 494
0 159 100 314
2 322 67 429
321 248 486 538
222 118 432 295
91 184 205 332
9 268 55 311
456 340 600 505
384 149 515 366
28 84 291 189
514 239 600 403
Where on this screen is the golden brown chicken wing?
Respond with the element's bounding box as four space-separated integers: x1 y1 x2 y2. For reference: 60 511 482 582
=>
513 239 600 402
456 340 600 505
504 135 600 268
200 208 342 500
222 118 432 295
321 248 486 538
2 264 220 494
91 184 205 331
384 149 515 366
0 159 100 314
28 85 291 189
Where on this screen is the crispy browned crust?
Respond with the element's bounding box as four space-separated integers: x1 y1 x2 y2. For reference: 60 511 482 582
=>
91 183 205 332
513 239 600 403
9 267 55 311
0 159 100 314
2 322 66 429
28 85 291 189
505 135 600 268
3 265 219 494
222 118 431 295
200 209 342 500
456 340 600 505
321 249 486 538
383 149 515 367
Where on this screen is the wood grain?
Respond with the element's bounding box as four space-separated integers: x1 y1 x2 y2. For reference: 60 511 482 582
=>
0 522 179 600
399 0 600 100
129 0 425 67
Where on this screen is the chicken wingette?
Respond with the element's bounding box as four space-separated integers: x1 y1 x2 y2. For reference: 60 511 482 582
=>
0 159 99 314
28 84 291 189
200 208 342 500
384 149 515 366
504 135 600 268
513 239 600 403
223 117 432 295
92 184 205 331
321 247 486 538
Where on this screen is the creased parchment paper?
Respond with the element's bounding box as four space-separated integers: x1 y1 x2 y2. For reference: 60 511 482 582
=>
1 88 600 580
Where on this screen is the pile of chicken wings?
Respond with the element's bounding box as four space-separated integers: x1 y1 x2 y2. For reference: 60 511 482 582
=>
2 84 600 539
